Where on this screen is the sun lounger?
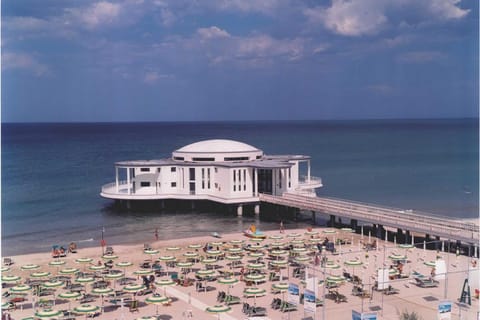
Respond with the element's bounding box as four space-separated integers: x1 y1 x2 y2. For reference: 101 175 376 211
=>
225 294 241 305
280 301 297 312
3 258 13 266
414 277 439 288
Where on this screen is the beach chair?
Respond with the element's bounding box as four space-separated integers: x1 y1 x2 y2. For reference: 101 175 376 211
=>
217 291 226 302
415 277 439 288
271 298 281 309
280 301 297 312
225 294 241 305
144 243 152 251
3 257 13 266
105 246 114 254
68 242 78 253
129 300 139 313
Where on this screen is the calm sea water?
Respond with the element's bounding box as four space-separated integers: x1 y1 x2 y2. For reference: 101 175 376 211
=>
2 120 478 256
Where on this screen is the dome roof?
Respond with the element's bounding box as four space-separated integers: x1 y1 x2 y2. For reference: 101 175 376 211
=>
176 139 260 153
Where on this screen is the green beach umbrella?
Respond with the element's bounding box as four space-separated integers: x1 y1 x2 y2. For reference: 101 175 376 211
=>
270 249 288 257
272 282 289 292
42 280 64 288
58 291 82 300
217 276 239 295
243 287 267 306
287 232 301 238
322 229 336 234
34 308 62 319
324 261 341 269
249 237 264 243
188 244 202 249
48 260 66 266
389 254 407 261
244 273 266 284
91 287 114 295
176 261 194 268
30 271 51 279
248 244 263 251
206 250 222 257
227 247 243 254
155 278 176 296
2 302 12 310
424 261 436 267
21 264 40 271
269 241 285 248
144 249 160 255
104 272 124 280
116 261 133 268
166 246 181 252
305 230 320 236
247 262 266 270
344 259 363 277
158 255 176 262
59 267 79 275
341 228 354 233
292 247 308 254
195 269 215 278
201 258 217 266
134 269 154 276
230 239 244 245
294 256 311 264
75 276 95 284
10 284 31 293
75 257 94 264
205 305 231 320
270 259 288 268
269 235 283 240
210 241 223 246
145 294 170 315
183 251 199 258
1 266 10 272
73 304 100 316
123 283 146 293
290 239 305 246
136 316 157 320
89 265 106 271
399 244 414 249
225 255 242 261
102 254 118 260
326 276 346 284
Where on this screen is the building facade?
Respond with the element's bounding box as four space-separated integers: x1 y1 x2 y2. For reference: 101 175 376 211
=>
101 139 322 213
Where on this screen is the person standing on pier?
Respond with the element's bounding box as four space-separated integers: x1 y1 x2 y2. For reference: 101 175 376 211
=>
154 228 159 241
279 221 285 233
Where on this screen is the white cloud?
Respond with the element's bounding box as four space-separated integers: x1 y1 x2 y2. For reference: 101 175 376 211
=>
212 0 282 14
65 1 122 30
304 0 388 36
3 17 50 31
426 0 469 19
143 71 172 84
2 52 50 76
304 0 470 37
197 26 231 40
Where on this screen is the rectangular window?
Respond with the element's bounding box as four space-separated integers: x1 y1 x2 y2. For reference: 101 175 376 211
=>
171 167 176 172
157 168 161 173
233 170 236 182
244 169 246 191
189 168 195 181
192 157 215 161
207 168 211 189
140 168 150 172
171 182 177 187
173 156 184 161
288 168 291 188
140 181 150 187
224 157 249 161
279 170 282 189
215 167 218 173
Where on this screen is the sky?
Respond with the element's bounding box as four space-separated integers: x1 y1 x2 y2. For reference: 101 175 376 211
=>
1 0 478 122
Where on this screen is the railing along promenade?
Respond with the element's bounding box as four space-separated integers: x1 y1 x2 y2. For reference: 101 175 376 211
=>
259 193 479 244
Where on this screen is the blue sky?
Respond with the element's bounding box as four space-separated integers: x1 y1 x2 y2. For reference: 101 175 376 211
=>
1 0 478 122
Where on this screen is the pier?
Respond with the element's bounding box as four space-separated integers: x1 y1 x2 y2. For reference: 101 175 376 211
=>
260 193 479 245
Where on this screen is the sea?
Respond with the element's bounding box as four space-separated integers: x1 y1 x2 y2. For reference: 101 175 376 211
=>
1 119 478 256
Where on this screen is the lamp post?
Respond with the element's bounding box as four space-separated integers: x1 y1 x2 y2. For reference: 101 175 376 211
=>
101 227 105 255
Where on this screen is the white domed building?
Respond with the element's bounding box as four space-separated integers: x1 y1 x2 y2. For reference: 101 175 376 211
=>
101 139 322 214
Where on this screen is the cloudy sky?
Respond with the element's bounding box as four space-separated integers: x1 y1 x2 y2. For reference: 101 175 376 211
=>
2 0 478 122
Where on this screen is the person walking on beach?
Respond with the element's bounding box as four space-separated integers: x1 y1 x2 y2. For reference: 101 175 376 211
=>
279 221 284 233
154 228 159 241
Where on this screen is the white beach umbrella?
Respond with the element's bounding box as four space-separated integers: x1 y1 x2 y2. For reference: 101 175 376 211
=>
34 308 62 319
205 304 231 320
155 278 176 296
21 264 40 271
58 291 82 313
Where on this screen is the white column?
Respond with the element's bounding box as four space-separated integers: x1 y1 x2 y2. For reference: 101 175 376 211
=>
254 204 260 215
237 205 243 216
115 167 119 193
254 169 258 196
307 160 311 182
127 168 131 195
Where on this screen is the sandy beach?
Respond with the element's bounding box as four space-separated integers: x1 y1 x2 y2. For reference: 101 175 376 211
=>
2 226 479 320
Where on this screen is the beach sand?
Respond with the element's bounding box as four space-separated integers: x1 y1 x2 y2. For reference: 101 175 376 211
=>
2 227 479 320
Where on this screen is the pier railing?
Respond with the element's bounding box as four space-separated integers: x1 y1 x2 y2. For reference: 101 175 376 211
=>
259 193 479 243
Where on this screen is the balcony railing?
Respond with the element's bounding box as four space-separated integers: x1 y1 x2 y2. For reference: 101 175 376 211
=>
297 176 322 189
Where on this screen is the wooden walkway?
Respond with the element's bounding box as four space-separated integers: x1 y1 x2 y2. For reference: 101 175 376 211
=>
259 193 479 244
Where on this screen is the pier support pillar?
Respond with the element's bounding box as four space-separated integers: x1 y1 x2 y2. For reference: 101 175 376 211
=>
237 205 243 217
350 219 358 230
405 230 411 245
126 200 131 210
311 211 316 223
161 200 165 210
397 228 404 243
254 204 260 215
329 215 336 227
435 236 441 251
375 224 384 239
191 201 196 210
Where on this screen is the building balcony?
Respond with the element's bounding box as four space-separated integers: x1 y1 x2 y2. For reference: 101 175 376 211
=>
296 176 323 190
